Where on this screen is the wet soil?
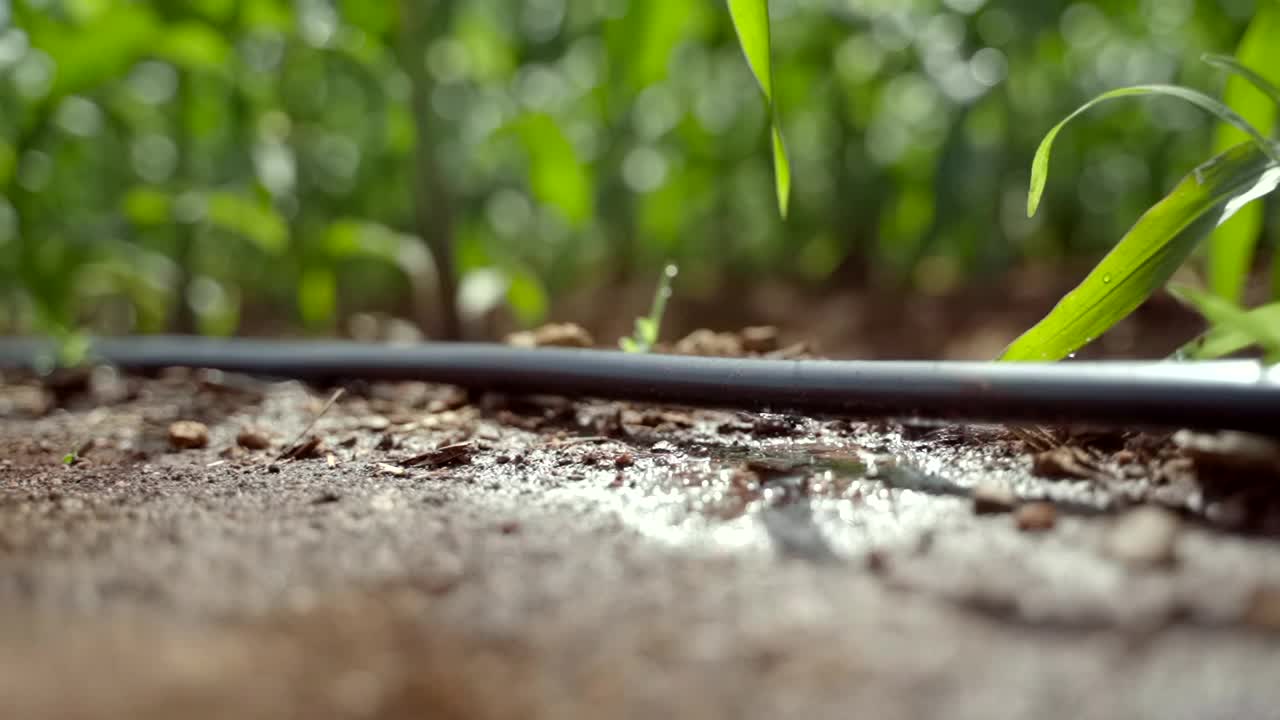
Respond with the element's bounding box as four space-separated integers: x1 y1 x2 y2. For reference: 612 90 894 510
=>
2 363 1280 719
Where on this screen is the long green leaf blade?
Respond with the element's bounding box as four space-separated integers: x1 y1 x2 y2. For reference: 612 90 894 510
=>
1002 142 1280 361
770 122 790 217
727 0 791 218
1173 299 1280 359
1168 284 1280 361
1203 54 1280 110
1027 85 1279 217
1203 2 1280 301
727 0 773 99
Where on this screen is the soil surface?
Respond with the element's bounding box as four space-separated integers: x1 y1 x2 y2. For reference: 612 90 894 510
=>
3 355 1280 719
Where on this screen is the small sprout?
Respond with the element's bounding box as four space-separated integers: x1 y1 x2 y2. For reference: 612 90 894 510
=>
62 451 78 466
620 264 678 353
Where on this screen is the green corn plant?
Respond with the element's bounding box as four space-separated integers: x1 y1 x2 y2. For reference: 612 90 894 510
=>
728 2 1280 363
999 53 1280 362
727 0 791 218
620 264 678 353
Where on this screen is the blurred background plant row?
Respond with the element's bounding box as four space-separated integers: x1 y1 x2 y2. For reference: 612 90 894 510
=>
0 0 1273 341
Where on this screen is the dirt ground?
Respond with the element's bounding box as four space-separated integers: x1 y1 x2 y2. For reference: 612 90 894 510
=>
3 349 1280 719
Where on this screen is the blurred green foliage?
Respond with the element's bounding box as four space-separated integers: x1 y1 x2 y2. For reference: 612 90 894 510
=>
0 0 1272 338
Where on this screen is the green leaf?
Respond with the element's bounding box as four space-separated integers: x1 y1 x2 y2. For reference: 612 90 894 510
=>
1168 284 1280 362
1203 3 1280 301
727 0 773 99
1203 54 1280 110
324 219 402 262
205 192 288 254
635 317 657 344
1027 84 1279 217
122 187 172 226
0 143 14 187
27 3 160 101
1002 141 1280 361
511 114 594 227
340 0 396 36
241 0 295 31
727 0 791 218
154 22 233 75
187 0 237 24
505 269 548 327
770 123 791 218
1174 300 1280 359
619 264 677 353
604 0 708 92
297 267 337 329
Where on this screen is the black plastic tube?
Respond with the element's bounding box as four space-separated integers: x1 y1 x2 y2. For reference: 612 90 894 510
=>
1 336 1278 434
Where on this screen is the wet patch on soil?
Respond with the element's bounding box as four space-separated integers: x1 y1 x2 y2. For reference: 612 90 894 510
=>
2 367 1280 718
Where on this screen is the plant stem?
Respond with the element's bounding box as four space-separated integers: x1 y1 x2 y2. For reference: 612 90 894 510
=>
398 0 462 340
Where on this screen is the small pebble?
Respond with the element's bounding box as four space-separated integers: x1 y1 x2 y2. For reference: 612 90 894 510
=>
1123 464 1148 479
1105 506 1180 568
312 491 341 504
1243 585 1280 631
673 329 743 357
1014 502 1057 532
236 427 272 450
505 322 594 348
865 550 889 575
739 325 780 353
972 481 1016 514
168 421 209 450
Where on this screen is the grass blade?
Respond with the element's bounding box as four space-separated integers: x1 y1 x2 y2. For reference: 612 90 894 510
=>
770 122 790 217
1168 284 1280 362
1203 53 1280 110
727 0 773 99
1198 3 1280 299
727 0 791 218
1202 4 1280 300
1173 300 1280 359
1002 142 1280 361
1027 85 1279 217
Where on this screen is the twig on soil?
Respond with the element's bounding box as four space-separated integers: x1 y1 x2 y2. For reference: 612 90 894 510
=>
1007 426 1060 452
279 436 324 461
544 435 613 448
397 440 474 468
277 388 345 461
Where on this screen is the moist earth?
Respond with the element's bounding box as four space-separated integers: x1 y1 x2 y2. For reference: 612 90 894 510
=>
2 363 1279 719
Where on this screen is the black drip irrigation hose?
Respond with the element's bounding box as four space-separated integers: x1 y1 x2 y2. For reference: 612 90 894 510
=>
1 336 1278 434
